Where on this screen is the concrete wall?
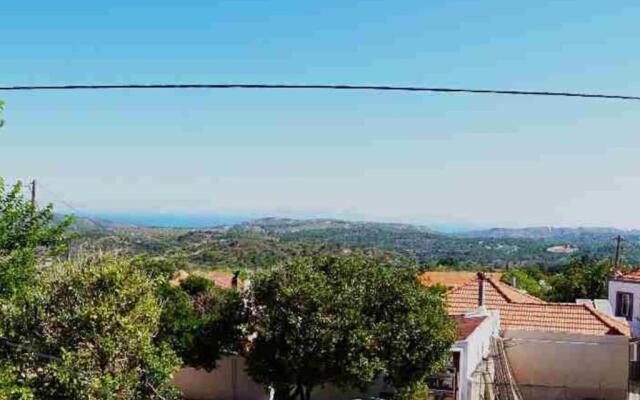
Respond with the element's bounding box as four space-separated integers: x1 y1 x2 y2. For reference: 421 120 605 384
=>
174 357 266 400
174 356 388 400
609 280 640 335
503 330 629 400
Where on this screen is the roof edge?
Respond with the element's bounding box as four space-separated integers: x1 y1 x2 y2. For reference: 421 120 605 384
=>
582 302 630 336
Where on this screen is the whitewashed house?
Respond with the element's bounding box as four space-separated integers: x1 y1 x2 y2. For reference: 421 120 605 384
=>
438 272 631 400
174 272 504 400
609 270 640 336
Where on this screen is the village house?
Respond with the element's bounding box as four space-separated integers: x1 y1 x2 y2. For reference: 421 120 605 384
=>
173 270 632 400
437 273 631 400
609 269 640 336
427 309 506 400
174 308 505 400
173 271 507 400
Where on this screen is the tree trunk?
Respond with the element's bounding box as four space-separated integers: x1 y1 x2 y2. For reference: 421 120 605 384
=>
271 382 313 400
304 385 313 400
272 384 296 400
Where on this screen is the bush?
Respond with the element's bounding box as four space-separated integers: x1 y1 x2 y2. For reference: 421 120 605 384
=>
0 256 182 399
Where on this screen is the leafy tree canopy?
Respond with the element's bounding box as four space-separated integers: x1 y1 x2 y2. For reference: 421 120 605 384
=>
157 275 246 371
0 256 182 400
131 254 180 282
0 179 74 298
501 267 550 300
547 256 613 302
244 255 455 400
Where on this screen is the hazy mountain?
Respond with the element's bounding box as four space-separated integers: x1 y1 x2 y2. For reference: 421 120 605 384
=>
458 226 640 241
241 217 439 235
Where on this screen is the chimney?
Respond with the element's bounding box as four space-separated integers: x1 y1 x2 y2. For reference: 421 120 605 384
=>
231 270 240 291
477 271 486 307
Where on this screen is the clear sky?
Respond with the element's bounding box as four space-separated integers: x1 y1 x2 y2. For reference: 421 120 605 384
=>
2 0 640 228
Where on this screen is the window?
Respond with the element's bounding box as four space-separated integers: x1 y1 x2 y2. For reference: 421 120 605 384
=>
616 291 634 321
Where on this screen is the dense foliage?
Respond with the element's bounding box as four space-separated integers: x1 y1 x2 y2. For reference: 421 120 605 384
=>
0 256 182 400
500 257 620 302
70 217 640 270
245 255 455 400
501 267 550 300
0 179 74 298
156 274 246 371
546 256 615 302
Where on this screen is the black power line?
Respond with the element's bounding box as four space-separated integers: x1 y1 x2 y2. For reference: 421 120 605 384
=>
0 83 639 101
37 182 109 230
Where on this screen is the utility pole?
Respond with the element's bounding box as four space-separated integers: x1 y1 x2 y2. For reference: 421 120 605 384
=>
613 235 624 269
30 179 36 208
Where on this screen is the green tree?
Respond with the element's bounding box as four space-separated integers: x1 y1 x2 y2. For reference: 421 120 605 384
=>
0 360 33 400
0 256 182 399
0 179 74 298
548 256 613 302
125 256 246 371
131 255 179 282
156 276 246 371
244 255 455 400
501 267 550 300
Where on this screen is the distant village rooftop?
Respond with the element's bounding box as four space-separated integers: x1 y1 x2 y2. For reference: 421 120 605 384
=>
170 269 240 290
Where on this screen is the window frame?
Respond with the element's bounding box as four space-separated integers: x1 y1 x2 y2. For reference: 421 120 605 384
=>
616 291 634 321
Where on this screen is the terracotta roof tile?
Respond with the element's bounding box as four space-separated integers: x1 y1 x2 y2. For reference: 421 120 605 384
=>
497 303 630 336
420 271 502 289
614 269 640 282
169 270 239 290
445 276 545 314
202 271 237 289
453 315 487 341
444 276 629 337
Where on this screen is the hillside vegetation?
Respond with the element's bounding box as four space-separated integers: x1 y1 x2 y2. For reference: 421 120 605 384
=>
69 216 640 270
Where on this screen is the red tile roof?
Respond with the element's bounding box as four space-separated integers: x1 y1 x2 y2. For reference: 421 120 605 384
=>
453 315 487 340
444 276 630 337
498 303 630 336
614 269 640 283
420 271 503 289
201 270 237 289
170 270 239 290
446 276 545 314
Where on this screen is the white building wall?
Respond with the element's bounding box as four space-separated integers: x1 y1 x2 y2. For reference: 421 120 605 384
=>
608 279 640 335
453 310 500 400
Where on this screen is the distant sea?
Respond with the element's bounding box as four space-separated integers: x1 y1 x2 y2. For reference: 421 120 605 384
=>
73 212 485 233
83 213 253 228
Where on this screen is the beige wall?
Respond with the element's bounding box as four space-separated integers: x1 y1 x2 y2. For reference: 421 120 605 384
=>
174 357 266 400
174 356 387 400
503 330 629 400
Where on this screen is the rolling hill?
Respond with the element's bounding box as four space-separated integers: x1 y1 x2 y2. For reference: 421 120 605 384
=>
67 216 640 269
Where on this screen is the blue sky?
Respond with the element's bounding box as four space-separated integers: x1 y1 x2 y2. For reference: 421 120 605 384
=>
2 0 640 228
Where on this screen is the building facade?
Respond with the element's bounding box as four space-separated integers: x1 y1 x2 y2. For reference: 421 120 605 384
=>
609 270 640 336
436 273 631 400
